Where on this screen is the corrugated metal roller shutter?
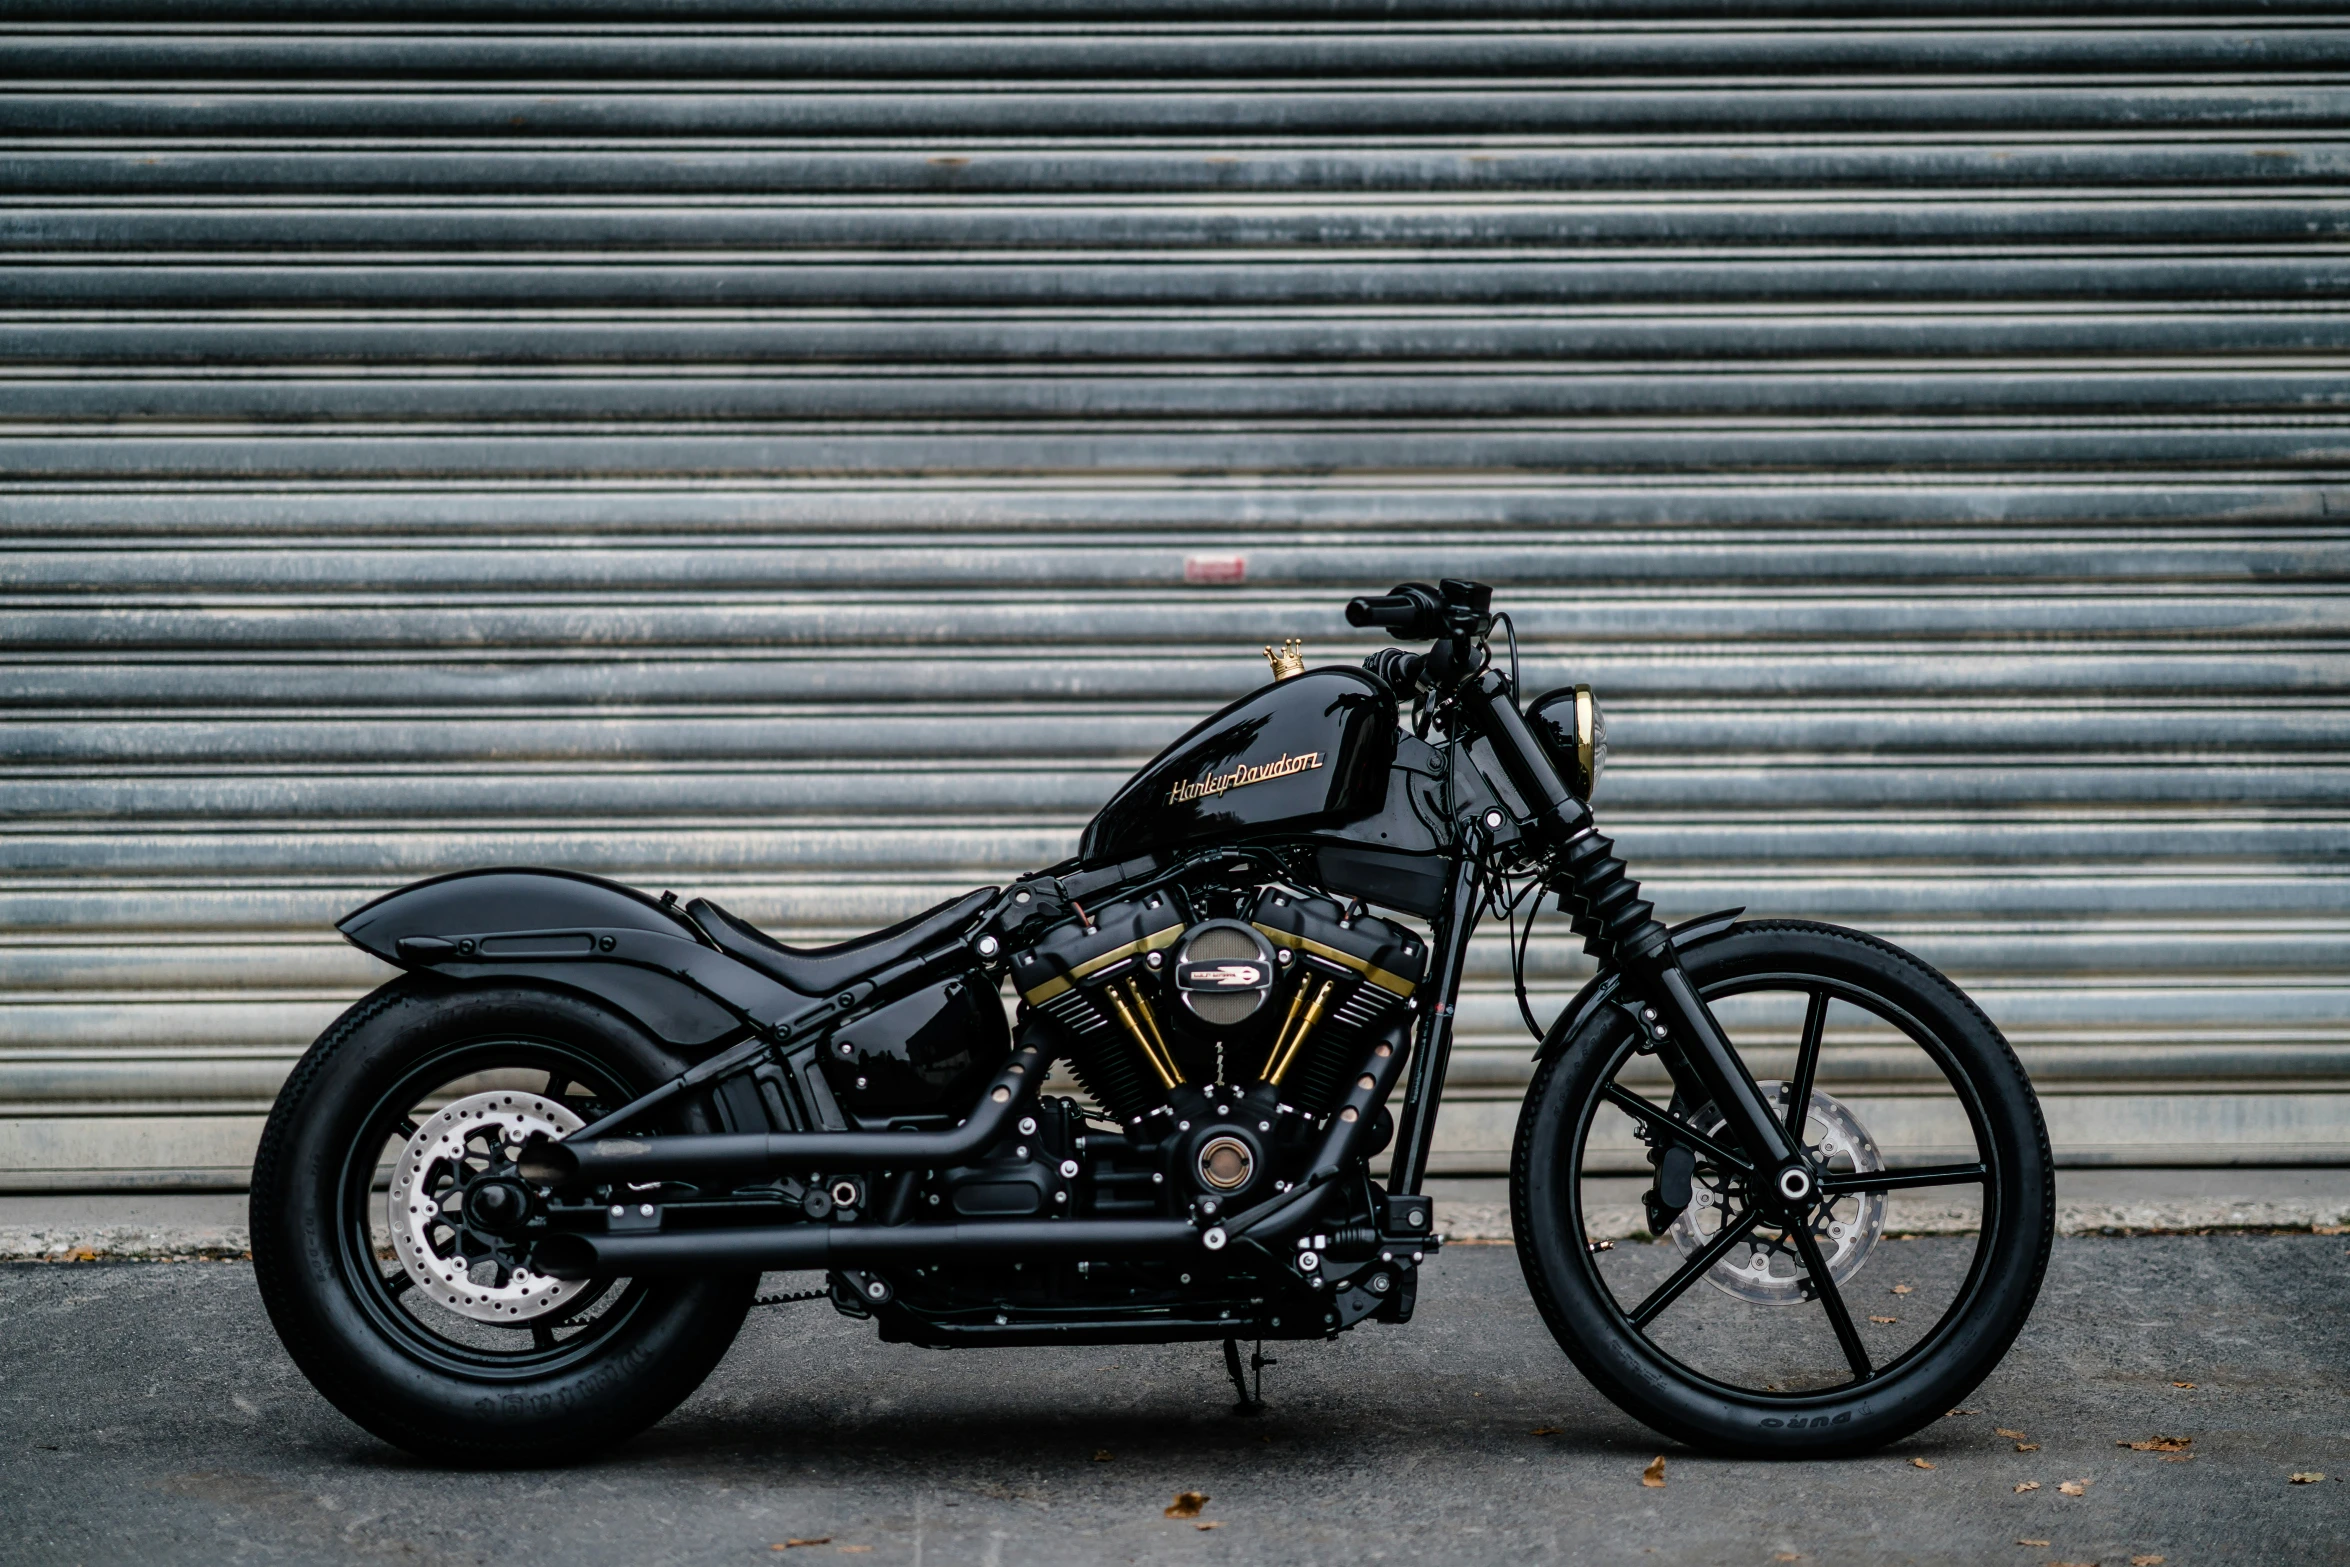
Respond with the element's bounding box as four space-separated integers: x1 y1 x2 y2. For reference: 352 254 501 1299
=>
2 4 2345 1188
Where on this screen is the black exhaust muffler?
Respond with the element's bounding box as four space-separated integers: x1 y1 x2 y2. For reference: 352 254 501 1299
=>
531 1216 1205 1281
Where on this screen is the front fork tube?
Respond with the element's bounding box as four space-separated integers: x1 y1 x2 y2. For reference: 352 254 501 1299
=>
1637 955 1802 1180
1387 825 1490 1198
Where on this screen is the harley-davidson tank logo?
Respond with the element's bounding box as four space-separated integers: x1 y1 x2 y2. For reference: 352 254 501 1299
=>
1166 750 1322 806
1179 961 1270 990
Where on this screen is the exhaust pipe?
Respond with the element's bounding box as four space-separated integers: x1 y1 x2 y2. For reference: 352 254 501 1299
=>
532 1217 1204 1281
519 1039 1050 1190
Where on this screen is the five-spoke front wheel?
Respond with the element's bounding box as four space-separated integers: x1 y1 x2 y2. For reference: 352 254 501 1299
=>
1513 921 2054 1455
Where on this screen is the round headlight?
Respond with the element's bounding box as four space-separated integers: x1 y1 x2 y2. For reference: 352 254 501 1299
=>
1574 684 1607 801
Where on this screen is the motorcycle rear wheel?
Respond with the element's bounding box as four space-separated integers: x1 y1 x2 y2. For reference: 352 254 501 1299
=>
250 977 757 1465
1511 921 2054 1456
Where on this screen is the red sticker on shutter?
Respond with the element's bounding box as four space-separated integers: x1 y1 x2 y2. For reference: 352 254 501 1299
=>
1175 554 1250 584
1183 554 1247 584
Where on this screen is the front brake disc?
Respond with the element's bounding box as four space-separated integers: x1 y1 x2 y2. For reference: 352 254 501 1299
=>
390 1089 589 1323
1666 1083 1889 1306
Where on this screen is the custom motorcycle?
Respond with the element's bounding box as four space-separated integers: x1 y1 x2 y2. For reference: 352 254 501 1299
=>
251 580 2054 1463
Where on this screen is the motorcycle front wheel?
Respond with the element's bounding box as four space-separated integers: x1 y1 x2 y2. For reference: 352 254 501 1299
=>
249 977 757 1465
1512 920 2054 1456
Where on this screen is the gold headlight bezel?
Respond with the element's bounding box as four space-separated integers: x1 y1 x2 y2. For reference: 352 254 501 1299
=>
1572 684 1605 802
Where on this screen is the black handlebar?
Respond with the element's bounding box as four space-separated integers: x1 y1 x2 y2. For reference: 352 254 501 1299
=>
1344 593 1416 627
1345 581 1447 639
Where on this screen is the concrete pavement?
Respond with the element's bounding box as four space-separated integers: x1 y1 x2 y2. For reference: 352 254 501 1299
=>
3 1234 2344 1565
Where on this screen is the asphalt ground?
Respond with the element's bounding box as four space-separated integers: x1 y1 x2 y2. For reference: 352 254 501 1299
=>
3 1235 2344 1566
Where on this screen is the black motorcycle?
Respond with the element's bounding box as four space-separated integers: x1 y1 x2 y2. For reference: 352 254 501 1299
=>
251 580 2054 1463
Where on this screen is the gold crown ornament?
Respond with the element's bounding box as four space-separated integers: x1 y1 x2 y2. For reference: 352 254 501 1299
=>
1263 638 1306 681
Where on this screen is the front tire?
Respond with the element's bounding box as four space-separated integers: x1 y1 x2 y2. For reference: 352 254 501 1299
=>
1511 921 2054 1456
250 977 756 1465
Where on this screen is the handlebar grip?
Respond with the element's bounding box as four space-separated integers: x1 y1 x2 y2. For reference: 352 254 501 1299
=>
1346 593 1419 629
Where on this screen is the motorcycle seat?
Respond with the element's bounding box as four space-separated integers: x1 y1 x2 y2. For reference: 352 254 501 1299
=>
685 886 998 998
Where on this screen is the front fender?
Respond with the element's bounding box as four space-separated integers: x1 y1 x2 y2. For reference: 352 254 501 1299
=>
339 867 802 1050
1531 907 1747 1066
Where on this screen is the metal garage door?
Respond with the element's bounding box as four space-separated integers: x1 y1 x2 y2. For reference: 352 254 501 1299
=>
3 4 2345 1187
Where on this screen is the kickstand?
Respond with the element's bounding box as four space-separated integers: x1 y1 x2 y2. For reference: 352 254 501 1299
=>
1222 1336 1275 1417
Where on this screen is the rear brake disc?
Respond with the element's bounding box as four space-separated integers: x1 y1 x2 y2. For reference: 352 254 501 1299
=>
390 1089 590 1324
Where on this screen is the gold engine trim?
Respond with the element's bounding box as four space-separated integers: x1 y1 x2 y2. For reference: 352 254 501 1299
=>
1015 923 1184 1006
1250 925 1419 1000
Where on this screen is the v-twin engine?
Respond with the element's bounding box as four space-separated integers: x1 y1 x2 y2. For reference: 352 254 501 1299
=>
1007 877 1427 1215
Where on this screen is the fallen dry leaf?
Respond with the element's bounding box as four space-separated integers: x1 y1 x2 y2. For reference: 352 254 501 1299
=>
2058 1479 2090 1497
2016 1443 2041 1453
1195 1522 1222 1531
2014 1482 2041 1494
1910 1458 1934 1470
2313 1223 2346 1235
2170 1381 2196 1390
771 1543 831 1553
2119 1436 2192 1453
1870 1315 1899 1324
1997 1428 2028 1439
1164 1492 1209 1519
2290 1472 2325 1484
1530 1426 1562 1436
1640 1455 1667 1489
1891 1284 1914 1295
2016 1543 2049 1550
2132 1556 2166 1565
1092 1450 1113 1462
1947 1408 1979 1416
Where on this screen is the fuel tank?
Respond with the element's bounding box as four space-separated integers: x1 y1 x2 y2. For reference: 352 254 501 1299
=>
1080 667 1395 865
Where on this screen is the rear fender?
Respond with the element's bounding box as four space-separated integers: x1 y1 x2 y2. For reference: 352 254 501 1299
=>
339 867 803 1051
1531 908 1747 1067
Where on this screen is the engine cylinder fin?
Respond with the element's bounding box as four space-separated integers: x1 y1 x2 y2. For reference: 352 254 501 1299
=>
1037 988 1108 1036
1328 985 1395 1035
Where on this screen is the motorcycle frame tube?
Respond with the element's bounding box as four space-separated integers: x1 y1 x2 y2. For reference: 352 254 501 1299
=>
1384 823 1488 1199
533 1217 1202 1280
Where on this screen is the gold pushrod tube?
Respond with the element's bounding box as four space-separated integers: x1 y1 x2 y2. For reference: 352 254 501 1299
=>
1095 982 1175 1090
1122 976 1177 1072
1265 976 1338 1088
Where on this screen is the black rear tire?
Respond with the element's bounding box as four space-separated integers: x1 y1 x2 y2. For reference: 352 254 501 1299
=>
1511 921 2054 1457
250 977 757 1466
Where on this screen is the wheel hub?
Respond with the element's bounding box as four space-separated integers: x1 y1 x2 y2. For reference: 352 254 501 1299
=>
1668 1083 1888 1306
391 1089 589 1323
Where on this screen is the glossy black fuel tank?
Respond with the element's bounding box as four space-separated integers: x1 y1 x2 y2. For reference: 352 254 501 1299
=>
1080 668 1395 865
